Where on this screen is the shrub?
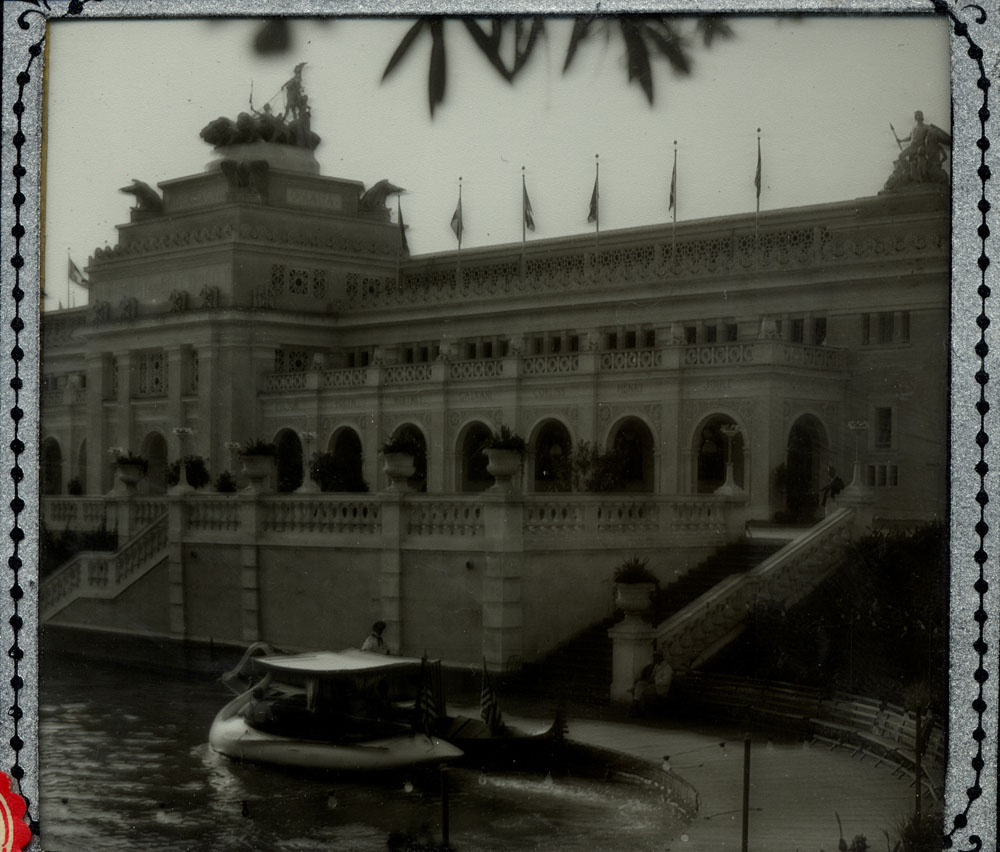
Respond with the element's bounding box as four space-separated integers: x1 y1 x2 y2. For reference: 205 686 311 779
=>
485 425 526 455
382 434 423 456
310 452 369 493
166 456 212 489
241 439 277 456
215 470 238 493
113 451 148 473
614 555 658 584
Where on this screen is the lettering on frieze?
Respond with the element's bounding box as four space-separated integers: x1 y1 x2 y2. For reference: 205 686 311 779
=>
529 387 566 400
617 383 644 395
286 187 344 212
457 390 494 403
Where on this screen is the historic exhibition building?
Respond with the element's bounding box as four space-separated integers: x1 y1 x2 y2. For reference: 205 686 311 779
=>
39 91 949 680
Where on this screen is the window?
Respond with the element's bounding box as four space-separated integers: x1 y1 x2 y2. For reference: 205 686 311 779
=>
482 341 493 358
607 332 618 350
534 337 544 355
685 326 697 345
465 343 477 360
878 313 894 344
791 318 805 343
875 407 893 449
569 335 580 352
404 348 415 364
551 337 562 353
419 346 429 362
813 317 827 345
900 311 910 342
498 340 509 357
861 315 871 345
725 324 739 342
625 330 637 349
865 463 899 488
705 325 717 343
644 330 657 348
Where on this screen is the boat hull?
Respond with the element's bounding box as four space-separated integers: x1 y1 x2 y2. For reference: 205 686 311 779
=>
209 691 463 771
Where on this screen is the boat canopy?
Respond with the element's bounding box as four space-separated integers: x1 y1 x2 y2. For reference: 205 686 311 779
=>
252 649 430 679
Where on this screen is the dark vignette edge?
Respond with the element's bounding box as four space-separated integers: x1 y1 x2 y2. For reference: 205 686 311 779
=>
2 0 991 848
7 0 98 840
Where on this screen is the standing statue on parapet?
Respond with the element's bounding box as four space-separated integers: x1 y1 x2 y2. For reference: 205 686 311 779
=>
883 110 951 192
282 62 307 122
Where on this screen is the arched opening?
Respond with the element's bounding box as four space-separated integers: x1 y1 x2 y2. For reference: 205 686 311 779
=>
315 428 367 492
391 423 427 492
782 414 829 522
40 438 62 495
140 432 169 494
275 429 304 493
609 418 656 492
76 438 88 494
458 422 493 492
533 420 572 492
694 415 745 494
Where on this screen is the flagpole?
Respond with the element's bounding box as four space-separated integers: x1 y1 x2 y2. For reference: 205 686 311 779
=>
396 196 403 283
595 154 600 242
66 248 71 310
522 166 527 251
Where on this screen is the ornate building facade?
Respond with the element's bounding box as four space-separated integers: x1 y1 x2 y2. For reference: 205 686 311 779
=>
39 127 949 664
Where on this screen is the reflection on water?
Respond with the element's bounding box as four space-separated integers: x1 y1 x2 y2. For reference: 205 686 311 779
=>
41 650 685 851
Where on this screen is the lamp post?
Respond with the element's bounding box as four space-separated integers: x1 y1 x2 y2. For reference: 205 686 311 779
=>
297 431 319 493
847 420 868 489
715 423 744 496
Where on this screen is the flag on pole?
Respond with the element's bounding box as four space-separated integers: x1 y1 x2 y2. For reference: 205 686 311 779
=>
68 257 88 288
480 660 505 734
451 182 464 247
587 172 599 224
415 657 440 735
669 148 677 213
522 179 535 232
754 134 762 207
397 197 409 255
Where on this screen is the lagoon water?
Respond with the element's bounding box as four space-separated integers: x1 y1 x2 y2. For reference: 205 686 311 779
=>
39 647 686 851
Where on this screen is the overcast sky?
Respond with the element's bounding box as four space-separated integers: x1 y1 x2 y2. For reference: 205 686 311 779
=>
43 15 950 310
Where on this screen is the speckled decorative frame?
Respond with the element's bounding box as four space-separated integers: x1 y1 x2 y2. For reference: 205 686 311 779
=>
2 2 995 850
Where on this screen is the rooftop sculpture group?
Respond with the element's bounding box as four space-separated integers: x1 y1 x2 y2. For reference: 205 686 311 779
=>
883 110 951 192
200 63 320 151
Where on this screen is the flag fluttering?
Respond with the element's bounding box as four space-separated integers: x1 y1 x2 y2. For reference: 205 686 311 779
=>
415 657 440 735
523 179 535 232
397 197 409 255
480 660 505 734
587 172 599 224
451 181 464 247
669 146 677 214
754 132 762 206
68 257 88 288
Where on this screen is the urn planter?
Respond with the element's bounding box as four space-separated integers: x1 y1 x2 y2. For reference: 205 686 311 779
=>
240 453 275 493
614 581 656 623
485 448 522 493
383 452 416 491
114 462 145 495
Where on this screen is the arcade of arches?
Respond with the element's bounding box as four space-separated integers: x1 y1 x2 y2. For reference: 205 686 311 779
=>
39 413 840 514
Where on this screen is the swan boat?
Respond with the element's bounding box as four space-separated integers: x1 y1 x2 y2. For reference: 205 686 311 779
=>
209 647 464 771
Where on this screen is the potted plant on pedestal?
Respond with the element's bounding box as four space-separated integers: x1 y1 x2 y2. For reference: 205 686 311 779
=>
381 434 422 491
484 425 526 492
167 456 212 494
238 439 277 493
613 556 659 622
110 449 148 495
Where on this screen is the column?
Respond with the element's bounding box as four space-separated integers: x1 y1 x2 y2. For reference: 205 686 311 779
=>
166 496 186 637
84 352 109 494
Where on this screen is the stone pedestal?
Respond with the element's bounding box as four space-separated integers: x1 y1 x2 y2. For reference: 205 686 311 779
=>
609 619 657 705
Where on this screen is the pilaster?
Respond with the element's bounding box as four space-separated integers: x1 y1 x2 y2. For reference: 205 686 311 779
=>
482 496 524 669
378 490 406 652
166 496 186 637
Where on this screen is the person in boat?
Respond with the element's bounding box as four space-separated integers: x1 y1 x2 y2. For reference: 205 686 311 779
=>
361 620 389 654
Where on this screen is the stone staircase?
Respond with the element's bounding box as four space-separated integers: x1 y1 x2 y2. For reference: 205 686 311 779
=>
519 539 786 706
40 514 170 622
520 510 855 704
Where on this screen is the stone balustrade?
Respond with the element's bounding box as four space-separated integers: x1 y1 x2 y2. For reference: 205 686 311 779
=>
42 496 166 535
405 499 485 537
655 507 856 670
40 514 168 620
259 496 382 536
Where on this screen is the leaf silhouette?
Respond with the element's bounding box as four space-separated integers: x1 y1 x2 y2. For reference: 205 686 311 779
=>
428 19 446 116
382 19 426 81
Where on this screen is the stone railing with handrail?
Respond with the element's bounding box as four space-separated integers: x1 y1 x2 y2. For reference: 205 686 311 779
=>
405 499 485 538
41 514 169 622
258 496 383 536
42 496 167 537
523 495 735 545
656 507 855 670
